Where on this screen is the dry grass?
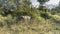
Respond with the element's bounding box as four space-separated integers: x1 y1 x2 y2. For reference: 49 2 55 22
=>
0 19 60 34
0 14 60 34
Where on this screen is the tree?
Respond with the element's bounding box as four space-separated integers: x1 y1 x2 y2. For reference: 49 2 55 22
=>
0 0 32 16
51 1 60 13
0 0 2 8
37 0 49 10
14 0 32 16
37 0 49 4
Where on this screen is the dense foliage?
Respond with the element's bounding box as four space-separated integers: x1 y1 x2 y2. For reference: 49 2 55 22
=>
0 0 60 34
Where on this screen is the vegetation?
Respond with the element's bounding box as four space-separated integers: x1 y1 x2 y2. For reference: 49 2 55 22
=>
0 0 60 34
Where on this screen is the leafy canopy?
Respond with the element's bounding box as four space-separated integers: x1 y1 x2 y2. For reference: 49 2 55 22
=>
37 0 49 4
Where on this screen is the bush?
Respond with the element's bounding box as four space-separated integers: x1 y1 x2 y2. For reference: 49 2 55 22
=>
51 15 60 23
40 12 51 19
0 14 17 27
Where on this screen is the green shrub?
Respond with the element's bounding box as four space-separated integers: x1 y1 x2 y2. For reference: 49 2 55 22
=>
0 14 17 27
40 12 51 19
